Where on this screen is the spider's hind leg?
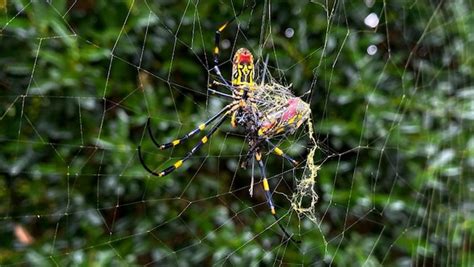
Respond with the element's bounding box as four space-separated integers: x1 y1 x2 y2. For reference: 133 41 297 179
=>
266 139 299 166
255 151 300 243
138 111 230 177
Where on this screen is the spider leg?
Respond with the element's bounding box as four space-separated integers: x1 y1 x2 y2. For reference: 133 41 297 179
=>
208 88 234 99
138 110 230 177
210 81 265 105
265 139 299 167
209 80 237 92
260 54 270 86
212 66 233 90
212 20 234 89
145 104 233 150
255 151 300 243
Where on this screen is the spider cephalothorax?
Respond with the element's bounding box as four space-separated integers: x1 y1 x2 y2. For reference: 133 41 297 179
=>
138 13 310 243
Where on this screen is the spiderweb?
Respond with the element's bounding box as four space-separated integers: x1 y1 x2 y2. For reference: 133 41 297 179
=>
1 0 473 265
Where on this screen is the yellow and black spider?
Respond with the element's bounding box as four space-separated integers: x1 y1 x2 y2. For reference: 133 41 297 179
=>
138 10 310 243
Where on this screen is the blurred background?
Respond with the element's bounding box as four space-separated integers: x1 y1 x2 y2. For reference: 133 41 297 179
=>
0 0 473 266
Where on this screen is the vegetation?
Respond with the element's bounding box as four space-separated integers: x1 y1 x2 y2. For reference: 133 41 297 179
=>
0 0 472 265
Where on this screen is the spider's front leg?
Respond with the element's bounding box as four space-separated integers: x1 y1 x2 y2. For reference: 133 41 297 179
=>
211 15 236 90
138 104 240 177
144 104 232 150
266 139 299 167
230 93 248 128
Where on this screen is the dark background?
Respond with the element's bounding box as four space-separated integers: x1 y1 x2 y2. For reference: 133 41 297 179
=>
0 0 473 266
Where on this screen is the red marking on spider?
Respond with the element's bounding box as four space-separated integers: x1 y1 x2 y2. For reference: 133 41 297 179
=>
238 52 252 63
281 98 299 121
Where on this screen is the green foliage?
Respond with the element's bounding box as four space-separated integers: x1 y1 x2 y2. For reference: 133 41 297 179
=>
0 0 473 265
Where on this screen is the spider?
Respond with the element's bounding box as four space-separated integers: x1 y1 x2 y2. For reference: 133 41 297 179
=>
138 10 310 243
